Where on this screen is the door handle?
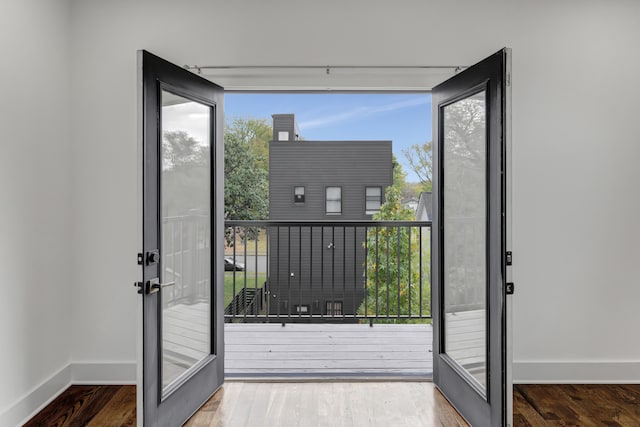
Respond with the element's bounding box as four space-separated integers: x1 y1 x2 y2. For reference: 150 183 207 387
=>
135 278 176 295
149 278 175 294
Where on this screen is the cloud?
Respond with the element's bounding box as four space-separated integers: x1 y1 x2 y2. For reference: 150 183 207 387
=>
298 97 430 130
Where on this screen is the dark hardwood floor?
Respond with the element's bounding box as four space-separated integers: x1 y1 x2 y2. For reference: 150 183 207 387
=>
23 383 640 426
24 385 135 427
513 384 640 427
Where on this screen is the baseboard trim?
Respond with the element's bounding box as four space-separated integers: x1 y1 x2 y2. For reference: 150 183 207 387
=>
1 362 136 427
0 364 72 427
513 361 640 384
72 362 136 385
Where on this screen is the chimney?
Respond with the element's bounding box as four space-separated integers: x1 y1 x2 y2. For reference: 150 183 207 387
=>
272 114 300 142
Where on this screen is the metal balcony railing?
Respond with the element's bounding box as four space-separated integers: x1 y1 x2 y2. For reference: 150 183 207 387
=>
160 217 433 323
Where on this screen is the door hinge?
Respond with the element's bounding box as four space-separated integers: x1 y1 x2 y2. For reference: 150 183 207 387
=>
506 282 515 295
137 253 144 265
506 251 513 266
506 72 511 87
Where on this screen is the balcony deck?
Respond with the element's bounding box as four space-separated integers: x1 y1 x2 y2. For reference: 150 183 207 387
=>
164 302 485 380
225 322 433 379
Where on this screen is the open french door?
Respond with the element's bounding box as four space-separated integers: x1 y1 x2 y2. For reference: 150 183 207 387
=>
139 50 224 426
432 49 511 426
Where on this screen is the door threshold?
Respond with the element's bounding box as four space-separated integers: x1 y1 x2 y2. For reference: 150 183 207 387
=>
225 373 433 383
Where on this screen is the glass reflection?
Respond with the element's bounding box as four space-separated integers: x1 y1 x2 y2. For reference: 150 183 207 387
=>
443 90 487 390
160 90 211 392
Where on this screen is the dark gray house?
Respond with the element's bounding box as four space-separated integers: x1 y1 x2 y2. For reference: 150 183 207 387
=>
416 191 433 221
268 114 393 320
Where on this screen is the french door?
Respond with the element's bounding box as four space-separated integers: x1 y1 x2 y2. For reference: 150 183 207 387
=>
432 49 511 426
139 50 224 426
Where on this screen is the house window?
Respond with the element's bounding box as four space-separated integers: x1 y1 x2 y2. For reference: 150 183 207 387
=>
326 301 343 316
365 186 382 214
278 131 289 141
326 187 342 214
295 305 309 314
294 186 305 203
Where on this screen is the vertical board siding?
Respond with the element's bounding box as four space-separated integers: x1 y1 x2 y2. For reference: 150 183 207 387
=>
268 140 392 319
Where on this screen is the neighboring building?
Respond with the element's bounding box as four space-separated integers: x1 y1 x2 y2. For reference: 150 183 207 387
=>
268 114 393 320
416 192 433 221
403 197 419 212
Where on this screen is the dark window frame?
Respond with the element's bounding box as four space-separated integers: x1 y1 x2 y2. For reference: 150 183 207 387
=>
294 304 310 314
325 186 342 215
325 301 343 316
293 186 305 204
365 186 383 215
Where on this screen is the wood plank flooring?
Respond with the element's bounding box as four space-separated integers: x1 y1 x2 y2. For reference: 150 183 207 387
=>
23 385 135 427
25 383 640 426
185 382 468 427
513 384 640 427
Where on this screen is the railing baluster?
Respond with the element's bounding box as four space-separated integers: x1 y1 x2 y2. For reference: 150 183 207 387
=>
276 226 280 320
254 227 258 318
332 228 337 318
408 225 412 318
232 226 237 321
375 226 379 320
342 226 346 320
310 226 313 318
397 226 401 319
386 227 390 319
419 226 422 318
221 220 431 323
320 226 324 320
243 228 247 322
287 226 291 321
364 226 368 319
298 225 302 319
353 227 357 318
266 226 270 322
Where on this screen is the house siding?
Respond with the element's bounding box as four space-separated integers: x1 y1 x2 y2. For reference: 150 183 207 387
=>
268 139 393 319
269 141 393 220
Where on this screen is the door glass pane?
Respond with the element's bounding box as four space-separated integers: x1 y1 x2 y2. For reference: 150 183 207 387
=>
443 90 487 390
160 90 211 393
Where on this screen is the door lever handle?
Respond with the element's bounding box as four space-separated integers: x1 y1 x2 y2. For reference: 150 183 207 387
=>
150 280 175 294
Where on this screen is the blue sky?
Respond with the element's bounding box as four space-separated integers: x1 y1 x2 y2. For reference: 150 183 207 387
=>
225 93 432 183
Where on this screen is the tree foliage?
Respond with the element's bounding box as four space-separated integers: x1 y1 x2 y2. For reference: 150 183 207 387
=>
225 117 271 170
402 141 433 192
161 130 210 217
391 154 407 193
223 118 271 246
440 95 486 309
358 186 431 323
223 118 271 221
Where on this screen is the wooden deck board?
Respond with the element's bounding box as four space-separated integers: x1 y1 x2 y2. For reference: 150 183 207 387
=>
163 303 485 378
225 322 433 377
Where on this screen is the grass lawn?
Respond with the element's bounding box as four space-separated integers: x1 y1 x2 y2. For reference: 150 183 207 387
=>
224 229 267 256
224 272 267 307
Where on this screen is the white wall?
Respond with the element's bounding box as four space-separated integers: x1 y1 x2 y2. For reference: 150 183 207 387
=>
0 4 633 421
68 0 640 381
0 0 73 424
1 1 638 423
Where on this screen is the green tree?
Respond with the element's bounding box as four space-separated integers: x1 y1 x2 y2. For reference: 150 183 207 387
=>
358 186 431 323
392 154 407 192
402 141 433 192
224 119 270 221
225 117 271 171
161 130 210 217
223 118 271 246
